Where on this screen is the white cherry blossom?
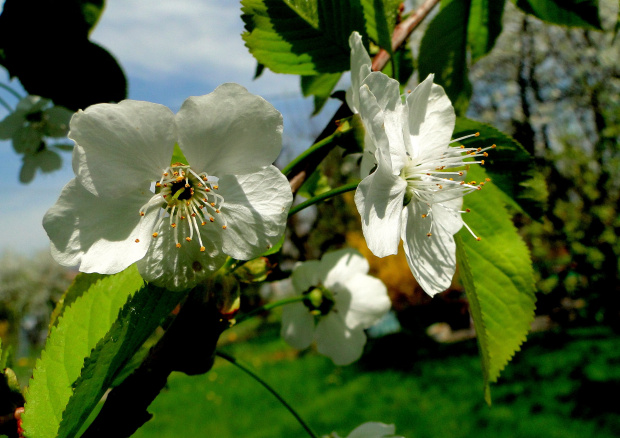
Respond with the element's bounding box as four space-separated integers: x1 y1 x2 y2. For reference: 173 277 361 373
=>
43 83 293 291
280 249 391 366
354 74 492 296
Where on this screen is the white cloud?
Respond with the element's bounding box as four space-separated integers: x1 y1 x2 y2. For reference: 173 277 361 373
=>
91 0 301 97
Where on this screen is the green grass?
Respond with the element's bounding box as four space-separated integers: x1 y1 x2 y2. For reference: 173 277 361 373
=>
132 324 620 438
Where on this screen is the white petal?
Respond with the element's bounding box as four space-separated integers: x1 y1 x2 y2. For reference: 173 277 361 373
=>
218 166 292 261
281 301 315 350
362 72 401 113
402 201 457 296
354 150 406 258
347 422 400 438
292 260 323 293
315 312 367 366
69 100 175 197
358 85 408 172
322 248 369 286
137 218 227 291
340 273 391 330
407 75 456 158
176 83 283 176
43 179 156 274
347 31 372 113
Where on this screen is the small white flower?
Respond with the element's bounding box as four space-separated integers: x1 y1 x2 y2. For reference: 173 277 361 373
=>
354 73 491 297
43 83 293 291
0 95 72 154
327 422 404 438
280 248 391 366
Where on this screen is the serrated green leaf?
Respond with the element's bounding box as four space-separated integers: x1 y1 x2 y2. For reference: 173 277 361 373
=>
456 165 536 403
467 0 506 62
49 272 108 329
241 0 366 74
301 72 342 115
297 165 332 198
22 266 144 438
515 0 602 30
57 284 184 438
418 0 472 115
454 117 547 220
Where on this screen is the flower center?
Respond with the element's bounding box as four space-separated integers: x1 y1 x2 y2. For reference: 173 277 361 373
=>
136 163 227 252
303 285 335 316
400 133 495 239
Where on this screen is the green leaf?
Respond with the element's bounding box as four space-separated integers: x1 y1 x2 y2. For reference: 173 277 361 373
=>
297 165 332 198
80 0 106 33
467 0 506 62
22 266 144 438
49 272 108 329
418 0 472 115
300 72 342 115
241 0 366 74
456 165 536 403
171 143 188 165
454 117 547 220
57 285 184 438
515 0 602 30
360 0 401 52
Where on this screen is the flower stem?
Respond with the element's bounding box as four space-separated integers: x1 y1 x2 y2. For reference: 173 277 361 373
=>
282 131 340 177
235 296 305 324
0 83 22 100
216 351 320 438
288 182 359 217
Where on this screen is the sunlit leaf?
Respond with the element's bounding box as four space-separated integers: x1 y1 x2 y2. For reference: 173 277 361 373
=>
456 165 536 404
57 285 183 438
454 117 547 220
22 266 144 438
241 0 366 74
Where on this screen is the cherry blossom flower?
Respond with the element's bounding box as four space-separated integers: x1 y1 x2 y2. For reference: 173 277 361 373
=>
280 249 391 365
43 83 293 291
353 74 491 296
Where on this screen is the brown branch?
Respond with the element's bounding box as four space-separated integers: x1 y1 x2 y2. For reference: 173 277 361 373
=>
371 0 440 71
288 0 440 194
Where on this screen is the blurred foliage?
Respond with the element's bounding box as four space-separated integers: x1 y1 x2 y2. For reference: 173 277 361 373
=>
0 251 71 349
467 0 620 329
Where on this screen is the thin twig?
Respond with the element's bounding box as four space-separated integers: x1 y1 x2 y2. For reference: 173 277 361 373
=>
372 0 440 71
216 351 320 438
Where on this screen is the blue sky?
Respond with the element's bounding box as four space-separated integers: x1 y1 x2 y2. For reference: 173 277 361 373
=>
0 0 341 255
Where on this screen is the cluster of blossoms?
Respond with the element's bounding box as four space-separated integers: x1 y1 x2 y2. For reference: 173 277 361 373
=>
43 83 293 291
347 32 492 296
